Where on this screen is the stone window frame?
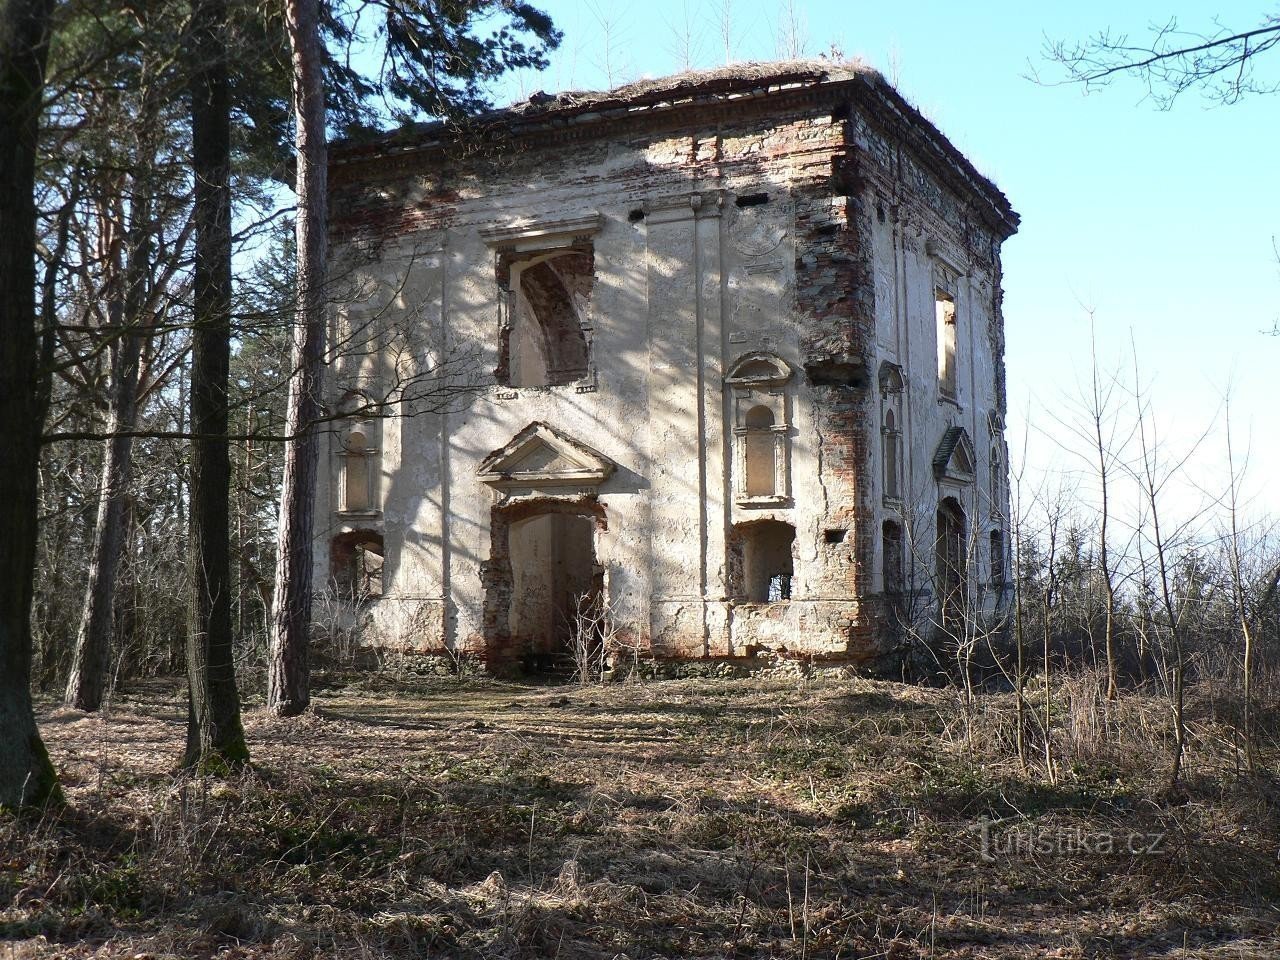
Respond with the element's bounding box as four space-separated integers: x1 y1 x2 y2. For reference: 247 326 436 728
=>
475 419 617 502
480 213 603 395
335 389 380 519
726 352 794 508
933 425 976 487
879 361 905 507
987 410 1005 520
929 243 965 409
988 528 1006 591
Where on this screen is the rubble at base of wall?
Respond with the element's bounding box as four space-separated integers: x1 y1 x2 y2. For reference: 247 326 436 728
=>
346 647 487 680
635 659 753 681
635 653 884 683
329 646 909 684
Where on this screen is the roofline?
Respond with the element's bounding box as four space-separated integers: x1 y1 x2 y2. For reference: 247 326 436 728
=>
330 63 1018 238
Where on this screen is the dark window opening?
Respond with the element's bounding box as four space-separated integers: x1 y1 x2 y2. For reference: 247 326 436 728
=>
824 528 847 545
331 531 384 601
883 408 901 500
883 519 906 633
989 530 1005 589
989 447 1002 517
935 499 966 624
735 192 769 207
882 520 904 596
730 520 796 603
805 357 868 388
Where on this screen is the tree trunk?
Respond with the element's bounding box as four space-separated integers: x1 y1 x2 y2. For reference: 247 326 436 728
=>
268 0 328 717
185 0 248 772
64 242 144 711
64 402 137 710
0 0 61 809
64 48 165 713
1096 439 1118 702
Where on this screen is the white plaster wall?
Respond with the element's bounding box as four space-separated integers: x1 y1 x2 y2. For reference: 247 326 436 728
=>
865 191 1008 609
318 97 1013 661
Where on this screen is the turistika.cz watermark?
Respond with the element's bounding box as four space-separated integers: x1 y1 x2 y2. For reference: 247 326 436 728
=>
975 818 1166 862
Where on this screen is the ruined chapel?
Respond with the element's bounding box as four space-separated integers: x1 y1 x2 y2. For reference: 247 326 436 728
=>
318 60 1019 671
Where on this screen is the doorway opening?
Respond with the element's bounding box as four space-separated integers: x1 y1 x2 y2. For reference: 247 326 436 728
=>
483 498 606 674
510 512 597 670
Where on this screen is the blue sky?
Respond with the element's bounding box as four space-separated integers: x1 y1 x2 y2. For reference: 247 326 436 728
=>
481 1 1280 524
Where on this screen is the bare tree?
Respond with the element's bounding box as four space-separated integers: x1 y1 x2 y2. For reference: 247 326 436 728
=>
64 45 190 711
773 0 808 61
1126 350 1215 792
663 0 703 73
63 183 148 712
1222 400 1257 772
713 0 736 65
1054 315 1132 700
585 0 628 88
1037 484 1068 784
268 0 327 718
1085 320 1124 700
1005 415 1042 772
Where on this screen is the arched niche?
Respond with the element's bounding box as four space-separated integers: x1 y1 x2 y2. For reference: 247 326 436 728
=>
726 352 794 506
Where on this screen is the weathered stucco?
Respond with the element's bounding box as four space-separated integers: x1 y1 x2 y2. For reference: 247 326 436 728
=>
316 60 1019 672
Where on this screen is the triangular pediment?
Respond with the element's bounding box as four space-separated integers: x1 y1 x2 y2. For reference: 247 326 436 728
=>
933 426 975 483
477 421 616 488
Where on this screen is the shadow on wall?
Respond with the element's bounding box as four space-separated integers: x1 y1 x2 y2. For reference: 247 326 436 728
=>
323 122 867 661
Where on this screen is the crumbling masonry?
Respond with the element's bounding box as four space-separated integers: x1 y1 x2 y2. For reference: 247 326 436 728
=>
319 60 1019 671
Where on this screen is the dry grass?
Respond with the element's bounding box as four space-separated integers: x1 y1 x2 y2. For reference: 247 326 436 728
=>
2 671 1278 958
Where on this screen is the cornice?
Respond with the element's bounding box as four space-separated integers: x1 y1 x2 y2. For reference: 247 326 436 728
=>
330 69 1018 239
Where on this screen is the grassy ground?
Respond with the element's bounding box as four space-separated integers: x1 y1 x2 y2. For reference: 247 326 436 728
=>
3 671 1279 958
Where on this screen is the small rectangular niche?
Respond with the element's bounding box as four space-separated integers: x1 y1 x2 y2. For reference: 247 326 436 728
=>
824 528 847 544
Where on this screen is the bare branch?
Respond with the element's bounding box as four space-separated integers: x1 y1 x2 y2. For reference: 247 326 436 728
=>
1042 14 1280 107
